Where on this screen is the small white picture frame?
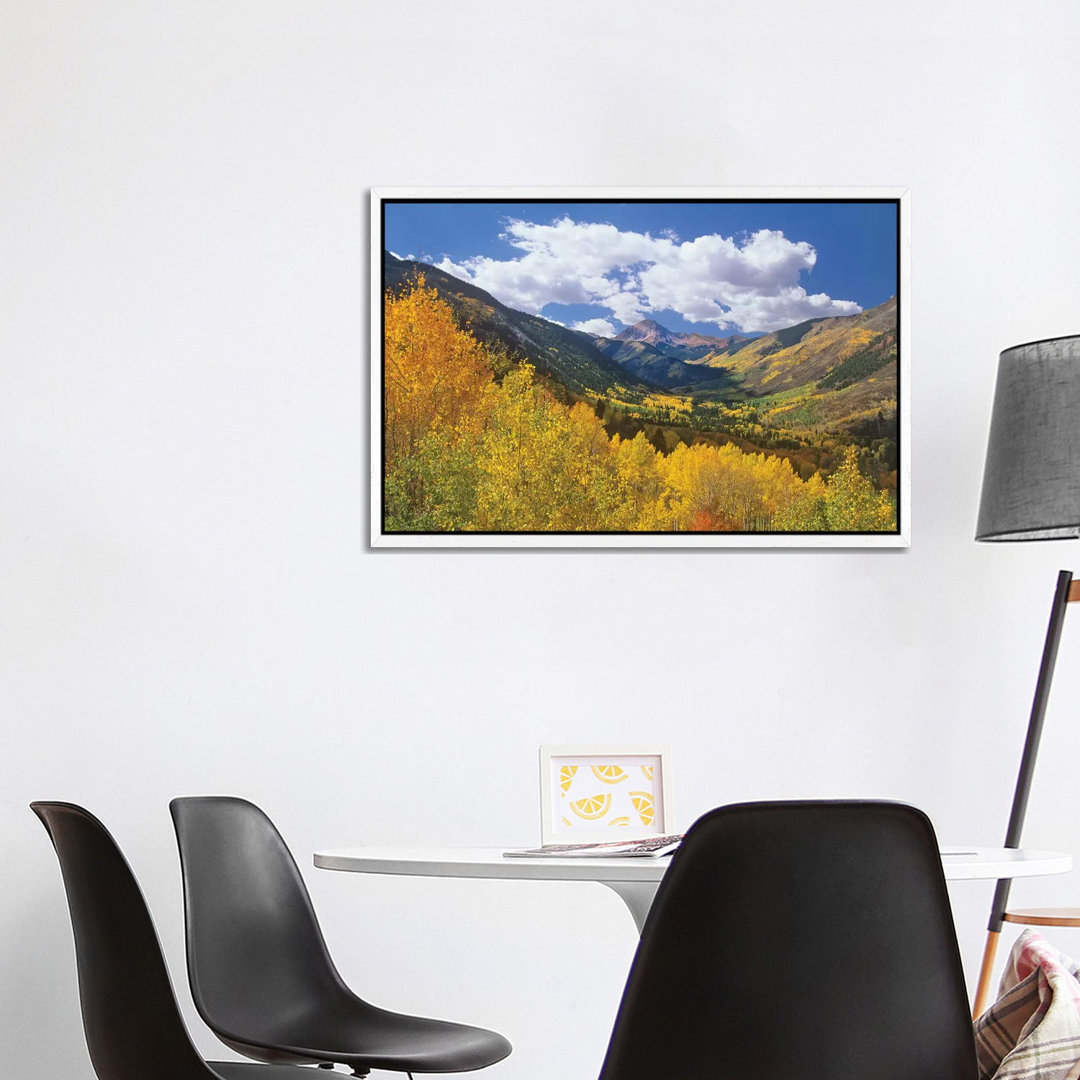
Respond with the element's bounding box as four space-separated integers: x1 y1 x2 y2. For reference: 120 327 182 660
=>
539 745 673 845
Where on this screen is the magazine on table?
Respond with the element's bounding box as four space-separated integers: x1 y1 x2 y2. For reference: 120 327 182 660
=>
504 834 683 859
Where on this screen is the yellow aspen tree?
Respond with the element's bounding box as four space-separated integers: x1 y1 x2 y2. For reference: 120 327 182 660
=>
614 432 666 530
823 445 896 531
772 472 828 531
383 274 493 469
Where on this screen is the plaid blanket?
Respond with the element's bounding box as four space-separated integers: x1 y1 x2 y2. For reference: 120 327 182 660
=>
975 929 1080 1079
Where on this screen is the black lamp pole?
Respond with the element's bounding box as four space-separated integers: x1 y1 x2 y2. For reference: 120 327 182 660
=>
972 570 1075 1015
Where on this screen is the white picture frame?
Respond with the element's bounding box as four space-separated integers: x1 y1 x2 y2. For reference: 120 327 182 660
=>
538 745 673 845
372 187 910 549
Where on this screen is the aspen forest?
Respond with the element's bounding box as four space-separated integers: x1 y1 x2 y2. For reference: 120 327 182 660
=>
384 276 897 534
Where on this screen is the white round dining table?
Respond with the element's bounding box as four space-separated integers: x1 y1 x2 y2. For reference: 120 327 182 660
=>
314 844 1073 934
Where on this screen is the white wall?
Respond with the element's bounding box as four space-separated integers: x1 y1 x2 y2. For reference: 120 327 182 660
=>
5 2 1080 1076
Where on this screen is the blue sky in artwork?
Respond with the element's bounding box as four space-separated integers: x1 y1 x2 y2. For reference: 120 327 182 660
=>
383 199 898 337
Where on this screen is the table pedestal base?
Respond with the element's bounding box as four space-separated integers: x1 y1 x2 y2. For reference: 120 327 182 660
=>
601 881 659 935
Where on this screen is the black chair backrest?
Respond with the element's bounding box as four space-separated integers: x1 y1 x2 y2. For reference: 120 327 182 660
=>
31 802 218 1080
169 796 352 1042
598 801 978 1080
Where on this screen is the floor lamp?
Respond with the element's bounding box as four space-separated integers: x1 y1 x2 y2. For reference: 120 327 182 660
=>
972 334 1080 1018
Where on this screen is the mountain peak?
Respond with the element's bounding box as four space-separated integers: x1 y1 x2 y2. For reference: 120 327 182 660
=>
616 319 676 346
614 318 743 352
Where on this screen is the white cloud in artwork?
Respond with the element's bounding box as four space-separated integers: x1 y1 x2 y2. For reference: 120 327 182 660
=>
436 216 862 333
571 317 618 337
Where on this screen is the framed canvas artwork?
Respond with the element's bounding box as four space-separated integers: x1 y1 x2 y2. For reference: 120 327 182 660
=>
373 187 909 547
538 745 672 845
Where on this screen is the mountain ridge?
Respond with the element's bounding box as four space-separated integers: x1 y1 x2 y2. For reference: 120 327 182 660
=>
590 319 750 388
383 252 638 396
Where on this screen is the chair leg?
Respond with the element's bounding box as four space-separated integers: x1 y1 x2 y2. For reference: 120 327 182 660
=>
972 928 1001 1019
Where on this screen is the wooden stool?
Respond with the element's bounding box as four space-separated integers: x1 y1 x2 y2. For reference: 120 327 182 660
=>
1004 909 1080 928
973 910 1080 1019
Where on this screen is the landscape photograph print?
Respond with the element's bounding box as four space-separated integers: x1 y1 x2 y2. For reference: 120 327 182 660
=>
373 189 907 547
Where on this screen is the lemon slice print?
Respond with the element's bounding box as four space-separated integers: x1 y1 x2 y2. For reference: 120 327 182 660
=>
569 793 612 821
609 816 630 827
591 764 628 784
630 791 654 827
559 765 578 794
641 764 654 781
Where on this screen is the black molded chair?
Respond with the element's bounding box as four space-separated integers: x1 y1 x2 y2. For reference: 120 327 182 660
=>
31 801 315 1080
169 796 511 1077
598 800 979 1080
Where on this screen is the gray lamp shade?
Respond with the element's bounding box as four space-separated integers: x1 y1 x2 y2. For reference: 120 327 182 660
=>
976 335 1080 541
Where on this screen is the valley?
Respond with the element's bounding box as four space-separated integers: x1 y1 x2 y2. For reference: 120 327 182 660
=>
383 252 899 495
